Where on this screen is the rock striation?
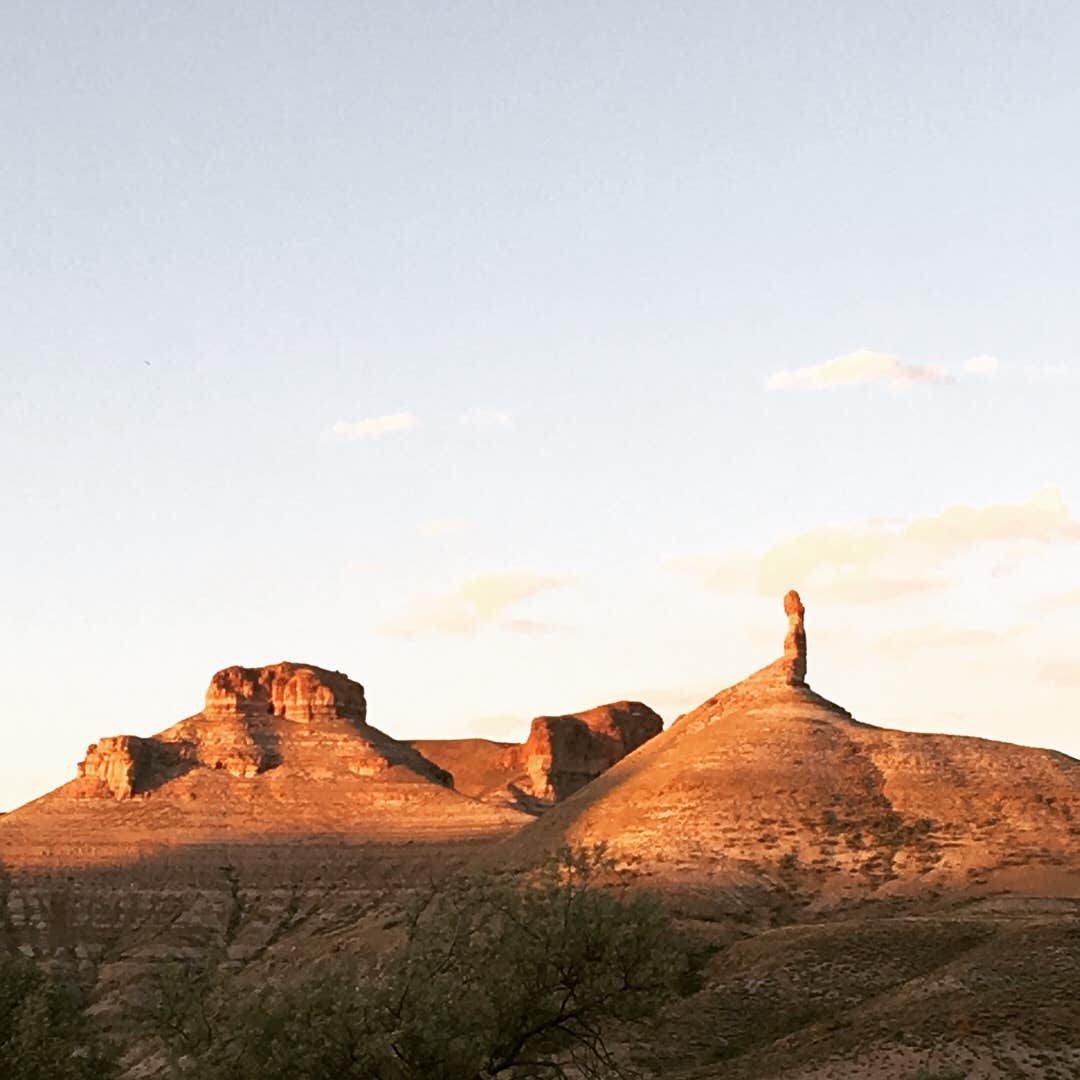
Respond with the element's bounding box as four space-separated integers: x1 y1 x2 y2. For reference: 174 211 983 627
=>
78 736 165 801
204 663 366 726
519 702 663 802
75 662 449 801
507 591 1080 902
412 701 663 813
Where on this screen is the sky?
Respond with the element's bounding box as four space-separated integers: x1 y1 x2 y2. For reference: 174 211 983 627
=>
3 1 1079 811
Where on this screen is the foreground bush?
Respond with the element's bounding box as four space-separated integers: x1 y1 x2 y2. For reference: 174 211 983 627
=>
0 952 116 1080
154 846 688 1079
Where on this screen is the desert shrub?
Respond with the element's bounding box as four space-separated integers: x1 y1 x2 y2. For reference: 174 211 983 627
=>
0 951 116 1080
152 846 688 1079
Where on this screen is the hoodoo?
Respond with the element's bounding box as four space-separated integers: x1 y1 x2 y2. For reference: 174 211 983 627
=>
506 590 1080 903
783 588 807 684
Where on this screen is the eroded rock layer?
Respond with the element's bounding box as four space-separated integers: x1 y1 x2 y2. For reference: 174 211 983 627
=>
413 700 663 813
506 592 1080 904
520 702 663 802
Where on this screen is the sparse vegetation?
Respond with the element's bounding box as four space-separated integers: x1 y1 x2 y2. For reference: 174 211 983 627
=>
150 846 689 1079
0 952 116 1080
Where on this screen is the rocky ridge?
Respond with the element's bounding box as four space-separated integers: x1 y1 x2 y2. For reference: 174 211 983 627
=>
77 662 450 800
3 592 1080 1079
413 700 662 812
1 662 664 867
506 591 1080 907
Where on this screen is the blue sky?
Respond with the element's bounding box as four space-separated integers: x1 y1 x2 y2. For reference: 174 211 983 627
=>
3 2 1079 810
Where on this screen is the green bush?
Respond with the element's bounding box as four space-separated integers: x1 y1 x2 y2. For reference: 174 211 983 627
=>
0 952 116 1080
152 846 689 1079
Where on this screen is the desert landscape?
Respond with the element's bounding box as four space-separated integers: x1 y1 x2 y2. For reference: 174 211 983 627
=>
6 5 1079 1078
3 592 1078 1078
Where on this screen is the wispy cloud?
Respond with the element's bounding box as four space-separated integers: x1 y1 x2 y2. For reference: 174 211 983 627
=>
380 570 570 637
502 618 565 637
669 486 1080 605
877 623 1026 656
1041 660 1080 689
460 407 514 428
343 560 385 576
418 518 467 538
1028 587 1080 616
965 355 1001 376
1023 363 1079 384
768 349 951 392
324 411 420 441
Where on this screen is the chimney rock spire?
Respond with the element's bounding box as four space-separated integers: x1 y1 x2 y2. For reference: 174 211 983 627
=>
783 589 807 685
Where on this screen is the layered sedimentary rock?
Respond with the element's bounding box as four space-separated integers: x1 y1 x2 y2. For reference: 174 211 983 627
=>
507 592 1080 902
2 663 523 867
519 702 663 802
204 662 366 726
22 646 664 829
73 662 450 802
77 736 177 800
413 701 663 812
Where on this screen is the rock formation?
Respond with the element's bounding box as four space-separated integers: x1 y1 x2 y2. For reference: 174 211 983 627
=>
204 662 366 726
783 588 807 684
77 736 163 800
518 702 663 802
506 590 1080 901
74 662 450 801
7 594 1080 1080
411 701 663 812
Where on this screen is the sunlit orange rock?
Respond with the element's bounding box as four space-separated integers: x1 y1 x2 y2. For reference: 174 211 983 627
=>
518 702 663 802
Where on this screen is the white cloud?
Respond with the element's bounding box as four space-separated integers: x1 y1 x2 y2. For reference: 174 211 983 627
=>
324 411 420 441
669 486 1080 605
1028 587 1080 615
460 408 514 428
768 349 951 392
418 518 467 538
501 618 565 637
1041 660 1080 689
343 560 385 576
380 571 570 637
1022 363 1080 385
965 355 1001 376
877 623 1026 656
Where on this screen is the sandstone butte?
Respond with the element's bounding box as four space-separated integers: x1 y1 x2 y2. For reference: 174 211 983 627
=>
1 591 1076 895
3 593 1080 1079
0 660 662 866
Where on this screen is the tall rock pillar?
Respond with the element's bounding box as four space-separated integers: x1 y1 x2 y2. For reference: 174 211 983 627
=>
783 589 807 685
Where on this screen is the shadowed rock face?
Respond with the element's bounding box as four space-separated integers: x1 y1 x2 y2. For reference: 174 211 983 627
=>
411 701 664 813
77 737 173 800
519 702 663 802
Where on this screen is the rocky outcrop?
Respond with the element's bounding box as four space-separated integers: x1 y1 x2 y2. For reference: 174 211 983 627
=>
204 663 366 726
783 589 807 685
411 702 665 812
79 736 153 800
518 702 663 803
68 663 659 814
506 590 1080 900
78 735 194 799
74 662 453 800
